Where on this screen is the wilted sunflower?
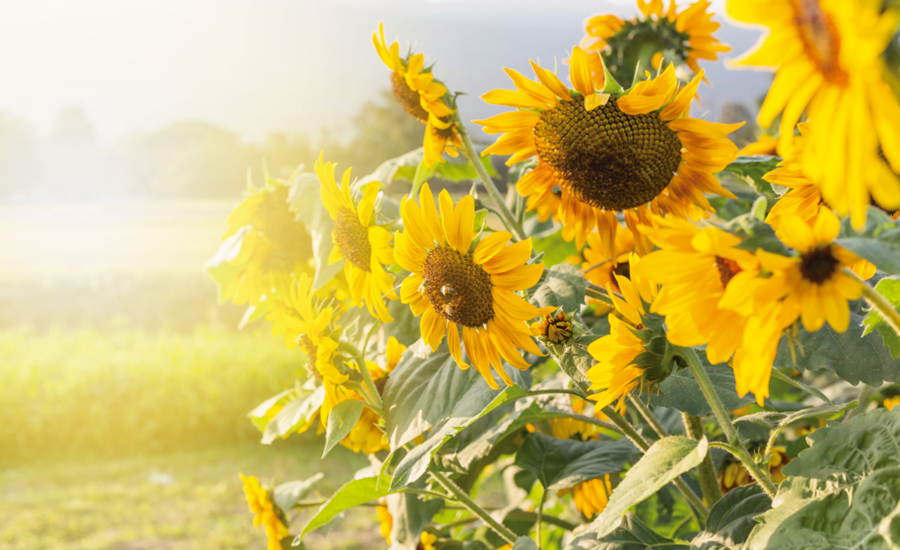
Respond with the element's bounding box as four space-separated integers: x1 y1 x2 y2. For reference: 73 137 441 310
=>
211 179 313 308
394 183 554 389
476 53 741 251
586 254 666 413
583 0 730 82
240 473 290 550
531 310 575 345
316 153 397 323
634 216 760 366
373 23 462 167
727 0 900 229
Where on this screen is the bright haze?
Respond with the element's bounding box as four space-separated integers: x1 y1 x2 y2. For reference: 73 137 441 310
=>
0 0 768 144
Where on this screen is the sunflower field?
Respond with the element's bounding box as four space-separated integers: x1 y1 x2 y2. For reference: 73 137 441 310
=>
208 1 900 549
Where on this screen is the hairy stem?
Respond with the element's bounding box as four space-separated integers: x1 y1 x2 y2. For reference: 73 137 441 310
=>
430 470 518 544
683 413 723 506
628 395 670 438
675 346 777 498
454 115 527 241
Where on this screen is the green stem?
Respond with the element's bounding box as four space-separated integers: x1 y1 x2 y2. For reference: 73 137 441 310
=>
403 488 456 501
536 489 547 549
585 284 615 307
438 511 578 531
454 115 527 242
683 413 723 506
337 341 382 409
674 347 777 498
845 267 900 340
430 470 518 544
628 395 670 438
602 406 709 523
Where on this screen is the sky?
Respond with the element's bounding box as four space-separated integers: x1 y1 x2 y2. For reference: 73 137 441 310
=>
0 0 770 145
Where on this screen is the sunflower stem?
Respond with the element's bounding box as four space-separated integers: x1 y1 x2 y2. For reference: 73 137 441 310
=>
454 114 527 242
845 267 900 341
337 341 382 409
430 470 518 544
674 346 777 498
628 395 670 438
602 406 708 523
536 488 547 549
683 413 723 506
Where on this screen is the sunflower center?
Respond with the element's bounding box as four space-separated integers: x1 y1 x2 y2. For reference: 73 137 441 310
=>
534 97 683 211
800 246 839 284
422 246 494 327
390 72 430 123
255 186 314 271
334 206 372 272
714 256 742 288
791 0 847 85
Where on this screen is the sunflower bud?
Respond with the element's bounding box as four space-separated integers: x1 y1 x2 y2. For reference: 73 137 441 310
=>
532 311 574 345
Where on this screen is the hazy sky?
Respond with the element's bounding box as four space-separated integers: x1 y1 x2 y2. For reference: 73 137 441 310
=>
0 0 769 144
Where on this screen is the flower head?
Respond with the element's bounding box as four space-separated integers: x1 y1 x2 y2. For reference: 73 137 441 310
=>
634 215 760 365
476 54 741 250
558 475 613 519
316 153 397 322
394 183 554 389
210 180 313 308
718 446 790 494
373 23 462 167
586 254 669 413
240 473 290 550
583 0 730 82
420 531 438 550
727 0 900 229
531 310 574 345
377 500 393 544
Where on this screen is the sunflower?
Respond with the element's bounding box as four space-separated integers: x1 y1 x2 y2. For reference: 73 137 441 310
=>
727 209 864 402
211 180 313 308
549 394 607 441
318 364 389 454
586 254 665 413
373 22 462 168
727 0 900 229
717 446 790 494
581 227 636 298
737 134 779 156
377 500 392 544
582 0 730 83
316 153 397 323
265 272 348 384
420 532 438 550
885 396 900 411
240 473 290 550
394 182 554 389
476 53 741 251
634 215 761 366
766 125 896 281
558 475 613 519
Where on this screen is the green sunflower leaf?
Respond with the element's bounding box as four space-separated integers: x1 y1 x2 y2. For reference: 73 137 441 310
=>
385 479 444 550
720 155 781 196
273 473 325 513
381 339 529 489
774 309 900 387
565 512 688 550
554 339 594 386
639 358 754 417
745 408 900 550
530 264 587 313
690 485 772 550
589 436 709 538
361 147 498 188
260 386 324 444
296 475 397 543
512 537 539 550
323 399 364 458
514 432 635 490
862 276 900 359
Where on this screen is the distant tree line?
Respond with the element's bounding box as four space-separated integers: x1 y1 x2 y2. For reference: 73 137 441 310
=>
0 90 424 200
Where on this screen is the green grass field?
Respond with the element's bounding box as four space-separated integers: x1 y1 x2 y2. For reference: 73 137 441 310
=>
0 200 380 549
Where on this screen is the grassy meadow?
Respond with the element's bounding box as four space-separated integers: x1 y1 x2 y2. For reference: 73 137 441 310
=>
0 201 375 549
